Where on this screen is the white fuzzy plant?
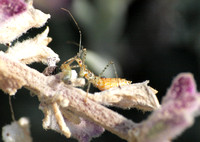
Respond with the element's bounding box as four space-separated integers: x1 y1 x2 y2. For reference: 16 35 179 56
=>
1 1 200 142
4 0 193 142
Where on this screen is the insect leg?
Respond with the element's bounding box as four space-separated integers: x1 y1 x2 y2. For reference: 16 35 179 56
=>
99 61 118 78
84 81 91 102
99 61 121 88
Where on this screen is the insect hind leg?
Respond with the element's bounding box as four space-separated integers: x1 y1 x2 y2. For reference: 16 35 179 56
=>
84 81 91 102
99 61 118 78
99 61 121 88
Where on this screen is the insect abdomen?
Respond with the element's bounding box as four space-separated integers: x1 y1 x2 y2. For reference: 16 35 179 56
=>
95 78 131 91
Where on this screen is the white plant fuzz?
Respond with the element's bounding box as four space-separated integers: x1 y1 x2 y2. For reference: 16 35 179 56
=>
71 70 78 79
2 117 32 142
47 57 58 67
0 0 50 44
60 69 85 87
6 27 60 65
68 70 86 87
91 81 159 111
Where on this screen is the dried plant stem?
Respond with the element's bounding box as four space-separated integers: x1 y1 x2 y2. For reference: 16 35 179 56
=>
52 102 71 138
0 52 137 141
9 96 16 121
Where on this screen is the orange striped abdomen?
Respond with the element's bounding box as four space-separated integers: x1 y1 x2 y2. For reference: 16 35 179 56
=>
94 78 132 91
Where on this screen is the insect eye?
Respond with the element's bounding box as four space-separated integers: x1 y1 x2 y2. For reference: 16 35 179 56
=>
79 61 82 64
6 43 11 47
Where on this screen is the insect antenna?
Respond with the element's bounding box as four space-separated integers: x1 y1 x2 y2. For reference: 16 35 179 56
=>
61 8 83 58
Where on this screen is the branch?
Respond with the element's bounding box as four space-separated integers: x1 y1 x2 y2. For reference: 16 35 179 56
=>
0 51 159 141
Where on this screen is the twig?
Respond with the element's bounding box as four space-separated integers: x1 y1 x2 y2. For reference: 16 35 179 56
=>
0 51 138 141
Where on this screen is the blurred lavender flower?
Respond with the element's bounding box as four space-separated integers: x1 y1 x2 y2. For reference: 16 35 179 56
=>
66 118 104 142
33 0 72 18
0 0 50 44
0 0 27 22
137 73 200 142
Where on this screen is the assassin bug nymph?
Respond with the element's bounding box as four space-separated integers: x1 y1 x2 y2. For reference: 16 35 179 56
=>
74 49 132 91
60 8 132 94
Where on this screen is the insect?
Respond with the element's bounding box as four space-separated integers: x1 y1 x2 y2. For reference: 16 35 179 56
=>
61 47 132 92
74 48 132 91
60 8 132 93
